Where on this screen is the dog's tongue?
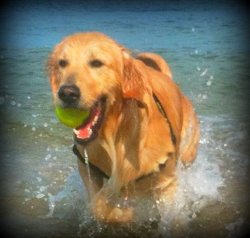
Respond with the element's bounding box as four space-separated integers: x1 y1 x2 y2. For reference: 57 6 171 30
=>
73 122 92 139
73 107 100 139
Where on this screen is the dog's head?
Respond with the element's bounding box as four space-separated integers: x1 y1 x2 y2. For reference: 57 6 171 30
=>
48 32 149 144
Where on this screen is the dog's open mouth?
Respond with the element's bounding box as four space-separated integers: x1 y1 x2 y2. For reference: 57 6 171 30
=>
73 97 106 144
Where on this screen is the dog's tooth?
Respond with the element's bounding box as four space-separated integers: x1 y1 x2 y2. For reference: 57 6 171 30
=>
92 116 98 125
94 115 98 123
87 127 93 136
73 129 79 135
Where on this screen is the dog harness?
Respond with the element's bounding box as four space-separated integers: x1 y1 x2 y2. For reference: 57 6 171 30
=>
152 93 176 145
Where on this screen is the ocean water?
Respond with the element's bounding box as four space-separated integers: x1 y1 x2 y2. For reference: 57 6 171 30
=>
0 1 249 237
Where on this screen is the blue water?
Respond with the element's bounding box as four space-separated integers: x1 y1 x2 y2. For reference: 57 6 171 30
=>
0 2 249 237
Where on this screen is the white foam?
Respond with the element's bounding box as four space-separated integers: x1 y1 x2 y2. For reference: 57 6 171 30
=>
157 156 222 233
200 68 208 77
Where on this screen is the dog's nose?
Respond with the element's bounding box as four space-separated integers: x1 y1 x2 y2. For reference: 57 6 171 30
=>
58 84 80 104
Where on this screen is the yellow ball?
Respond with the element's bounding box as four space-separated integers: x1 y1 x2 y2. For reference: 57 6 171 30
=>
55 107 90 128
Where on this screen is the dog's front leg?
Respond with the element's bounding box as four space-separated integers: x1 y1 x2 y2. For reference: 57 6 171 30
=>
77 159 104 201
78 156 133 223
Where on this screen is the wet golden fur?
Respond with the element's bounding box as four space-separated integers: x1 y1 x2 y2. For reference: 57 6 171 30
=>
48 32 200 223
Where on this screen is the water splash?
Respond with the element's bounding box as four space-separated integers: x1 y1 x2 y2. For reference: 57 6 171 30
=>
46 170 86 219
32 115 248 237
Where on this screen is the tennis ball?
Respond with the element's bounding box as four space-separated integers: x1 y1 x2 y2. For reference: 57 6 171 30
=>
55 107 90 128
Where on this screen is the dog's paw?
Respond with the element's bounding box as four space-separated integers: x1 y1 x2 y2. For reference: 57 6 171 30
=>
106 206 133 223
93 196 133 223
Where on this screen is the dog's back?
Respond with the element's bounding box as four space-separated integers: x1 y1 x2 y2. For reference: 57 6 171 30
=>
137 52 200 165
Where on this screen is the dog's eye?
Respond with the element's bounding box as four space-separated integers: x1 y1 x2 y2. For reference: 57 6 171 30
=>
89 59 104 68
58 59 68 68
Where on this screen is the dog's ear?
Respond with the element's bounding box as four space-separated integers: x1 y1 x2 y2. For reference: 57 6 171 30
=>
47 54 60 94
122 52 148 102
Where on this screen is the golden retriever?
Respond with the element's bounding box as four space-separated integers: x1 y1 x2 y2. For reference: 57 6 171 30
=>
48 32 200 223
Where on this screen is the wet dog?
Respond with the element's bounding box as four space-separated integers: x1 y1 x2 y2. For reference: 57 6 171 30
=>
48 32 200 223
